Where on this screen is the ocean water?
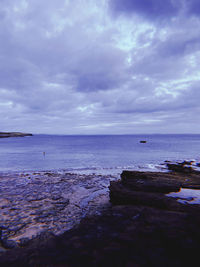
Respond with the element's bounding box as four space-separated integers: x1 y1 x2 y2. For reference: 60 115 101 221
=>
0 134 200 175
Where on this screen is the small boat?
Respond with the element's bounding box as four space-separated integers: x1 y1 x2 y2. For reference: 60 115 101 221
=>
140 140 147 143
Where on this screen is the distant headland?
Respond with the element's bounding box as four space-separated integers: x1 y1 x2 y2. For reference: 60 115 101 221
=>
0 132 33 138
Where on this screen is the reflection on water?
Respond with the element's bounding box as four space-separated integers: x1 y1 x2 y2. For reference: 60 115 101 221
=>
166 188 200 204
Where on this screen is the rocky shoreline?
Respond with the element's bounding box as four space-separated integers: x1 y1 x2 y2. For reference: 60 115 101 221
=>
1 162 200 266
0 132 33 138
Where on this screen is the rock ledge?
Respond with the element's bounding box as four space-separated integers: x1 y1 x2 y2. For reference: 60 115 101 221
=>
0 132 33 138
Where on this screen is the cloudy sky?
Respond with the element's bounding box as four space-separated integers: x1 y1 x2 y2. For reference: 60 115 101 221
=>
0 0 200 134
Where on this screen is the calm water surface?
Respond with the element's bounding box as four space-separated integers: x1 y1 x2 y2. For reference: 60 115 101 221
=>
0 134 200 174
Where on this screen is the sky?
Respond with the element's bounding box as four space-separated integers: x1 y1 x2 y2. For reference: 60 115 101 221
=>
0 0 200 134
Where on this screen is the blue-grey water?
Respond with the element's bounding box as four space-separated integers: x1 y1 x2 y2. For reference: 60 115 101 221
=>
0 134 200 174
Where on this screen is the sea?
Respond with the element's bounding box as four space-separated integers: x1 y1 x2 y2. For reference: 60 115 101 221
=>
0 134 200 175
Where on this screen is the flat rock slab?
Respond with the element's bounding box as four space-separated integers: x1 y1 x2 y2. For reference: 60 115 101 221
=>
0 171 115 247
110 170 200 213
121 170 200 189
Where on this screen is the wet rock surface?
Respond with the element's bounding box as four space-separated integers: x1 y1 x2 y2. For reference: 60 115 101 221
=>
166 160 200 174
110 169 200 212
1 162 200 266
0 171 115 248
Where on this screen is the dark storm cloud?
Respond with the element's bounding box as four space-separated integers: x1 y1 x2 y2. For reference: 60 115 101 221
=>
109 0 180 21
74 45 128 92
109 0 200 20
187 0 200 16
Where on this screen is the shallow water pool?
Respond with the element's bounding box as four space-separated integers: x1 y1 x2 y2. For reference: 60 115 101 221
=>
166 188 200 204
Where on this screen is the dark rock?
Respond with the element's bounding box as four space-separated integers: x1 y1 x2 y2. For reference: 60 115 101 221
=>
52 196 62 201
0 246 6 254
0 132 33 138
109 181 180 210
1 239 18 249
167 163 194 173
110 170 200 213
0 226 7 241
19 238 30 247
181 160 194 165
121 171 181 193
55 199 69 205
0 205 200 266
